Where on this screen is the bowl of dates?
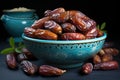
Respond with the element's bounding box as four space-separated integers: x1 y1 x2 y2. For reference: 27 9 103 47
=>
22 8 107 68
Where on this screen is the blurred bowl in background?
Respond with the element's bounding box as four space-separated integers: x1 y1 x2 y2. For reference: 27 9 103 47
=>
1 8 38 42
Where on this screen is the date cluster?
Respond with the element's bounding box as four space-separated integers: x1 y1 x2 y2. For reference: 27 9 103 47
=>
6 48 66 76
24 7 103 40
81 42 119 74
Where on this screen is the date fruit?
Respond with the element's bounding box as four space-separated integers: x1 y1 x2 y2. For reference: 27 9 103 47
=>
34 29 58 40
44 7 65 16
50 11 69 23
60 33 86 40
81 63 93 74
39 65 66 76
93 55 101 64
24 27 36 38
6 53 17 69
61 23 76 33
94 61 119 70
44 20 62 34
20 60 38 75
31 17 50 29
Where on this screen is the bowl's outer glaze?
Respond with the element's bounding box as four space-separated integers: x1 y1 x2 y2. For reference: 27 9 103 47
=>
1 14 38 42
22 33 107 68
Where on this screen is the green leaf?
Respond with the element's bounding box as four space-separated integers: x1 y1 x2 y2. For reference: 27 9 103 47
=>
101 22 106 30
9 37 15 49
0 48 14 54
15 48 22 54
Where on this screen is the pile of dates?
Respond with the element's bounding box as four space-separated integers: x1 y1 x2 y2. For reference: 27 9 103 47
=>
81 42 119 75
6 47 66 76
24 7 103 40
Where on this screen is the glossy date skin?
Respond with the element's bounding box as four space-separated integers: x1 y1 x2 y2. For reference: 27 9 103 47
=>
20 60 38 75
69 10 96 32
6 53 18 69
50 11 70 23
84 27 98 39
94 61 119 70
24 27 36 38
39 65 66 76
34 29 58 40
44 20 62 34
44 7 65 16
60 33 86 40
61 23 76 33
81 63 93 74
31 17 50 29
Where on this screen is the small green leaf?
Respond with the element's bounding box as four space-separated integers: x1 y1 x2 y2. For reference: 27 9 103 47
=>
15 48 22 54
101 22 106 30
0 48 14 54
9 37 15 49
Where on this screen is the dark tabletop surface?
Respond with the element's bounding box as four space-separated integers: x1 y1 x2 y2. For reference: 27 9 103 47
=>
0 41 120 80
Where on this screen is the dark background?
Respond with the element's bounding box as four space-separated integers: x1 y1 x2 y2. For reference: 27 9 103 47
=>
0 0 117 42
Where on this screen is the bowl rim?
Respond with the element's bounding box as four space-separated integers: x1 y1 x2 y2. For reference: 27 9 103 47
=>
22 33 107 44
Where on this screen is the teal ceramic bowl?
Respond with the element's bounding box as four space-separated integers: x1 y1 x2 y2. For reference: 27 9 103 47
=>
1 15 38 42
22 33 107 68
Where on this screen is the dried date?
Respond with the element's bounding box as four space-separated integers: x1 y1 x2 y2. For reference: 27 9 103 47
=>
81 63 93 74
31 17 50 29
44 20 62 34
34 29 58 40
24 27 36 38
94 61 119 70
93 55 101 64
6 53 18 69
60 33 86 40
61 23 76 33
85 27 98 39
50 11 69 23
39 65 66 76
44 7 65 16
20 60 38 75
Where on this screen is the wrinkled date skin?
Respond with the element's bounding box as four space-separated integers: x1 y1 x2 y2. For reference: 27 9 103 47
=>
61 23 76 33
20 60 38 75
81 63 93 74
24 27 36 38
85 27 98 39
50 11 69 23
69 10 96 32
94 61 119 70
39 65 66 76
44 7 65 16
6 53 17 69
34 29 58 40
60 33 86 40
44 20 62 34
31 17 50 29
